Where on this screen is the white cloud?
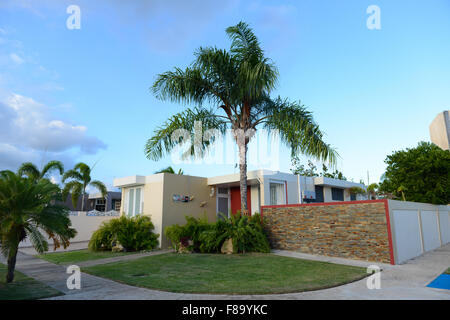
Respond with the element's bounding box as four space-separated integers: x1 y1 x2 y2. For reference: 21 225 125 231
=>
9 53 24 64
0 93 106 170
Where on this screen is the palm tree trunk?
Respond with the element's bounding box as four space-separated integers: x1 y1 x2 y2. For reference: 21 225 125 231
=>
81 191 85 211
6 248 18 283
238 140 248 215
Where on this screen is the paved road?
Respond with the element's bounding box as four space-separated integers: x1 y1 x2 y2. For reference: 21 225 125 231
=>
2 244 449 300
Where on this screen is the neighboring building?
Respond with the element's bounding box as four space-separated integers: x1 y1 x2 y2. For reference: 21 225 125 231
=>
429 110 450 150
61 191 121 212
113 170 367 248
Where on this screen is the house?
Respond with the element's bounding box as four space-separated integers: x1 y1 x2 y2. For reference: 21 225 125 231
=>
113 169 367 248
429 110 450 150
61 191 122 212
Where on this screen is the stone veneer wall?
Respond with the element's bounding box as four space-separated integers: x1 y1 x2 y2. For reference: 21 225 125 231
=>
262 201 392 263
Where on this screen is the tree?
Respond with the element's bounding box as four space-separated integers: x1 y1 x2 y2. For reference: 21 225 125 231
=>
379 142 450 204
322 164 347 181
291 157 346 180
366 183 379 200
0 170 76 283
62 162 107 211
17 160 64 182
147 22 336 213
155 166 184 175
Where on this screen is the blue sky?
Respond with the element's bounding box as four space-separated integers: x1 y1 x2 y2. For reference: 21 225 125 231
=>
0 0 449 190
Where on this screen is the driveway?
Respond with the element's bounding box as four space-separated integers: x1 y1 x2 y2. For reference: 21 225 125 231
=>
2 244 449 300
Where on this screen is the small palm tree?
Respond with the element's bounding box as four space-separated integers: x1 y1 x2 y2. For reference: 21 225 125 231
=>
146 22 336 213
367 183 379 200
155 166 184 175
62 162 107 211
397 185 407 201
0 170 76 283
17 160 64 182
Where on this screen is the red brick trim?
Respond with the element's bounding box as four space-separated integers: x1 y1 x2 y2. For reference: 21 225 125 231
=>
383 199 395 265
261 199 386 210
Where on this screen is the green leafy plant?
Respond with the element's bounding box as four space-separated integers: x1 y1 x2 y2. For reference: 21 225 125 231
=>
164 215 210 252
89 215 159 252
166 213 270 254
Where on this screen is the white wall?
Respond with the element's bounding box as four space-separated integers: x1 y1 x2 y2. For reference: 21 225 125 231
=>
388 200 450 264
19 213 117 248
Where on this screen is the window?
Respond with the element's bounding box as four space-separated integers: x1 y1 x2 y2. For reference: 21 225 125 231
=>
269 183 285 205
113 199 121 211
95 199 106 212
126 187 143 217
218 187 228 195
331 188 344 201
350 193 356 201
314 186 324 203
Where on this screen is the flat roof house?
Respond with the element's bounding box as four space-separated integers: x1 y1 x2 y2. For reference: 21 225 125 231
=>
113 170 367 248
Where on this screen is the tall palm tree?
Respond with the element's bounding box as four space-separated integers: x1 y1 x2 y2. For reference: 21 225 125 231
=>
0 170 76 283
155 166 184 175
146 22 336 213
17 160 64 182
62 162 107 211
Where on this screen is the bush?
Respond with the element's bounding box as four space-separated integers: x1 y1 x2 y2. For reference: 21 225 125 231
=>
165 215 210 252
165 212 270 254
89 215 159 252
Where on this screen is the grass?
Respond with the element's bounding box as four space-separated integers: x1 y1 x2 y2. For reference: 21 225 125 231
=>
83 253 368 295
445 267 450 275
37 249 137 265
0 263 62 300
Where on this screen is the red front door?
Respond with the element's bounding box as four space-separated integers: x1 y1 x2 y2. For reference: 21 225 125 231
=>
230 186 251 215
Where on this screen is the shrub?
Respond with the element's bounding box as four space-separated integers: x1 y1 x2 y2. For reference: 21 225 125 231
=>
166 212 270 254
88 221 116 251
89 215 159 252
165 215 210 252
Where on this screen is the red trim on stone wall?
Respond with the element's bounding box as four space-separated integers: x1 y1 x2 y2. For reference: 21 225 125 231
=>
261 199 386 210
383 199 396 265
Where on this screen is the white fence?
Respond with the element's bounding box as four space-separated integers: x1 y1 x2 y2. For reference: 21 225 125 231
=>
19 211 120 248
388 200 450 264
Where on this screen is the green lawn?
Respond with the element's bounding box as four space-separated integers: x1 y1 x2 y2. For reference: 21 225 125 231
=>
0 263 62 300
83 253 367 295
37 249 136 265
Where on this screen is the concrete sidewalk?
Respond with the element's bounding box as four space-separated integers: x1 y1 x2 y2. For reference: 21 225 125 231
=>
2 244 449 300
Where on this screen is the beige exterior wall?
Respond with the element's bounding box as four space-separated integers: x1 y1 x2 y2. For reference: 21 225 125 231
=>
160 174 216 248
429 110 450 150
118 173 216 248
19 213 118 248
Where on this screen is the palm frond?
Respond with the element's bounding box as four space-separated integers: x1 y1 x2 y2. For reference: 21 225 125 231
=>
41 160 64 179
24 224 48 254
62 169 83 183
145 107 227 161
263 97 338 165
17 162 40 180
90 180 107 198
